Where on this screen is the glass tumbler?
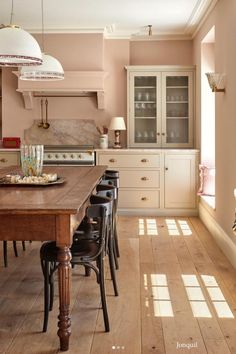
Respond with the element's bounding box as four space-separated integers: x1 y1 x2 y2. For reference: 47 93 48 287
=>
20 144 44 176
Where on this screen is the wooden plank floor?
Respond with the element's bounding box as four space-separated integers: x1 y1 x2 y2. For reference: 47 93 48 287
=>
1 216 236 353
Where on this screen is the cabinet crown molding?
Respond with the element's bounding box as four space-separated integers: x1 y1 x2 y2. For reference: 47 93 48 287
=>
125 65 196 72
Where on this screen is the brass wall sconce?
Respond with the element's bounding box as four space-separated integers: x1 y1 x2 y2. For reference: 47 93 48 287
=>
206 72 225 92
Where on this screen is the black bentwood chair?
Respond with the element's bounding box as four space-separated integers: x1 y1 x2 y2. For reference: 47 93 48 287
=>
40 200 112 333
96 182 119 270
101 172 120 258
75 194 119 296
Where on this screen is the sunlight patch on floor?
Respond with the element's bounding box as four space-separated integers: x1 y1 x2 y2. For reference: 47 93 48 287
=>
146 219 158 236
177 220 192 236
201 275 234 318
138 218 158 236
151 274 174 317
165 219 180 236
182 274 212 318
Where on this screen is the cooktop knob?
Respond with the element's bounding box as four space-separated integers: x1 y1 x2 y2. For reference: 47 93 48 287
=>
63 154 67 159
47 154 51 159
78 154 82 159
55 154 59 159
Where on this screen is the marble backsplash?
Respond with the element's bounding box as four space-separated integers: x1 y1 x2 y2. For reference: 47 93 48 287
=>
24 119 101 147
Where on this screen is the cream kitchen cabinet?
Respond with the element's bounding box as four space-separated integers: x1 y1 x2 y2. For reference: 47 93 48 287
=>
96 150 161 211
164 152 197 209
0 151 20 167
96 149 199 216
125 66 194 149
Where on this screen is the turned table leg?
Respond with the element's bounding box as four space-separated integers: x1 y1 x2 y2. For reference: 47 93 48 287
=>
57 246 72 351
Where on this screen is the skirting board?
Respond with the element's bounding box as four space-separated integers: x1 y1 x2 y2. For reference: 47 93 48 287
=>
118 208 198 216
199 201 236 270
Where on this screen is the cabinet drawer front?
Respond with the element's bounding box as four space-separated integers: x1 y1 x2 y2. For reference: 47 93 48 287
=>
0 153 19 167
98 154 160 168
118 190 160 208
120 170 160 188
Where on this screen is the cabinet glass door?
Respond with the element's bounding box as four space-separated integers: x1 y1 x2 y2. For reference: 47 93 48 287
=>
129 73 161 147
162 72 193 147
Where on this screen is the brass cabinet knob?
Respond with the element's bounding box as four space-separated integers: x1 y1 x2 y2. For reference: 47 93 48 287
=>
141 197 148 201
165 167 168 171
109 158 116 163
157 132 160 136
0 158 7 163
141 177 149 181
162 132 165 136
141 158 148 163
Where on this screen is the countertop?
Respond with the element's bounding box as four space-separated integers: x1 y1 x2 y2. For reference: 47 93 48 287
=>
95 148 199 152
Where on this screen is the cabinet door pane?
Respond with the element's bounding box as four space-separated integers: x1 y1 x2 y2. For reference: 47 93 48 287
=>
134 75 158 145
164 74 192 147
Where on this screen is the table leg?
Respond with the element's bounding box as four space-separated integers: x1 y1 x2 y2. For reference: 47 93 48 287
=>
57 246 72 351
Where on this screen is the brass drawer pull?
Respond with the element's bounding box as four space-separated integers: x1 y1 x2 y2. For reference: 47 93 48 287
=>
141 177 149 181
141 158 148 163
0 158 7 163
109 158 116 163
141 197 148 201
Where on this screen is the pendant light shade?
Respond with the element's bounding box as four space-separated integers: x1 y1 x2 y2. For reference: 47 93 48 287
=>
0 26 42 66
20 53 64 80
19 0 64 81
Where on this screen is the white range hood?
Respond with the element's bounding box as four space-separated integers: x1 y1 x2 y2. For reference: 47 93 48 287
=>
13 71 107 109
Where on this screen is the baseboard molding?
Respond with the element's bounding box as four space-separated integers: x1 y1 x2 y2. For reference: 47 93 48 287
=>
118 208 198 216
199 202 236 269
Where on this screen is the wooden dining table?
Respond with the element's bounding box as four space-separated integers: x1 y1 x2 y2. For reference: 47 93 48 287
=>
0 165 106 351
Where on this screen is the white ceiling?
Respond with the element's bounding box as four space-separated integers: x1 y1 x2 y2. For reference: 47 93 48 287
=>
0 0 218 39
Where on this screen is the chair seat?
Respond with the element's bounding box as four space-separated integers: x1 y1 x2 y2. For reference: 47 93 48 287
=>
40 240 100 263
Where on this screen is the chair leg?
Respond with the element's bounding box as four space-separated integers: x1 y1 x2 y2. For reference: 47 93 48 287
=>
113 238 119 270
108 237 119 297
49 262 56 311
13 241 18 257
3 241 7 267
84 265 91 277
22 241 26 251
114 221 120 258
98 255 110 332
113 201 120 258
43 261 50 332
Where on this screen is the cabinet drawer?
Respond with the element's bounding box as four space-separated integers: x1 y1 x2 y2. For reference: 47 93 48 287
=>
98 154 160 168
0 152 19 167
119 170 160 188
118 189 160 209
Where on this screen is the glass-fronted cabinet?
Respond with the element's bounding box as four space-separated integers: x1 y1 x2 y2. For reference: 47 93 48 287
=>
126 66 194 148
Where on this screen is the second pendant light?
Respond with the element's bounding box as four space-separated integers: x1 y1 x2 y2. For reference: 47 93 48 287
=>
20 0 64 81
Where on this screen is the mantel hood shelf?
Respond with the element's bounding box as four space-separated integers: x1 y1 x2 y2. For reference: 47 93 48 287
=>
13 71 108 109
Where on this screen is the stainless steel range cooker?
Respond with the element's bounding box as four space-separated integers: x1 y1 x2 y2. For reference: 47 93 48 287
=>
43 145 95 166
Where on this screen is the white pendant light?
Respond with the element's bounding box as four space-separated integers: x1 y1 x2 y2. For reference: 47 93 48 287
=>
0 1 42 67
20 53 64 80
19 0 64 81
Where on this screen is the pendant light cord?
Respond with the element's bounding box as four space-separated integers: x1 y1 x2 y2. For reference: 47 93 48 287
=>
41 0 45 52
10 0 14 25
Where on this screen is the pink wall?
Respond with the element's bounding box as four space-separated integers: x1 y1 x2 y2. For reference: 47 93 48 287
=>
104 39 130 146
2 34 193 146
130 40 193 65
193 0 236 241
34 33 104 70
